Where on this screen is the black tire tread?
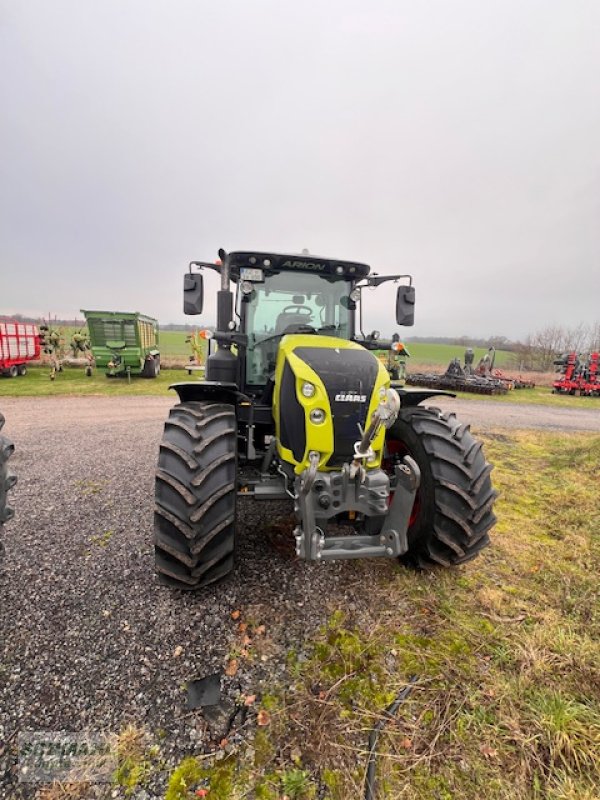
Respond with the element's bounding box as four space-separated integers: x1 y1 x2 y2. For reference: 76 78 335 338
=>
154 401 237 589
0 414 16 558
388 406 496 568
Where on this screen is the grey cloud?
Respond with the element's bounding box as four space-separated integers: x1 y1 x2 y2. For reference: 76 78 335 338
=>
1 0 599 339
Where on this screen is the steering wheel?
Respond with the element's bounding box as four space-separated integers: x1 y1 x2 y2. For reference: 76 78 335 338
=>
281 305 313 316
252 323 316 349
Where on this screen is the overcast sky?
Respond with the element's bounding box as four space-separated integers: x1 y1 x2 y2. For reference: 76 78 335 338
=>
1 0 599 340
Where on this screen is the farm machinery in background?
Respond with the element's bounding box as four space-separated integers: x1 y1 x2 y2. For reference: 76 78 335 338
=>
473 347 535 390
0 318 93 379
407 347 534 396
68 328 93 376
41 322 94 378
184 329 208 375
553 352 600 396
81 310 161 378
70 329 91 357
0 320 41 377
39 320 67 379
381 335 410 382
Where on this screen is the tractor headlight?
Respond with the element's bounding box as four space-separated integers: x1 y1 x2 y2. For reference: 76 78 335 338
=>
301 381 316 398
309 408 326 424
241 280 254 295
349 288 360 302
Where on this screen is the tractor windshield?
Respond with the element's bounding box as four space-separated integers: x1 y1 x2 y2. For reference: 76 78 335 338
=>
242 271 352 386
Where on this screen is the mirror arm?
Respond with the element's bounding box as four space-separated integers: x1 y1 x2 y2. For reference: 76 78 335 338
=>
357 273 413 288
189 260 222 275
353 337 392 351
212 331 248 347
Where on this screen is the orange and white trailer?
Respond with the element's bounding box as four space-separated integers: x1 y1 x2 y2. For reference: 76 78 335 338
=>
0 321 40 377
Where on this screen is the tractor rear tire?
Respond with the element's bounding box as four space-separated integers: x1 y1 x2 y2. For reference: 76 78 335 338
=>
385 406 496 568
0 413 16 558
154 401 237 589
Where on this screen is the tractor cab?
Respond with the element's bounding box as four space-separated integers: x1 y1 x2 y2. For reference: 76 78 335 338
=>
183 250 416 396
237 268 356 388
230 253 367 391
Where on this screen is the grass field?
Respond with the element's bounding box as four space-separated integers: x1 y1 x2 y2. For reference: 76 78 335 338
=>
404 342 513 368
158 430 600 799
158 329 198 358
0 366 190 397
2 366 593 409
55 326 514 366
0 328 584 407
445 385 600 407
157 337 514 367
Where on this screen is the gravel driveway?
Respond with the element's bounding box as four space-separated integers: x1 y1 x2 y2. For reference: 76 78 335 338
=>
1 394 598 796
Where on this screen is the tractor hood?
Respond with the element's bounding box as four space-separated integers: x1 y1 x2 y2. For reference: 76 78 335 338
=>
272 334 390 474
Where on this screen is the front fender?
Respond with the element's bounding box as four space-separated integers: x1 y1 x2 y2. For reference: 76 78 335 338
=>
394 387 455 407
169 380 240 405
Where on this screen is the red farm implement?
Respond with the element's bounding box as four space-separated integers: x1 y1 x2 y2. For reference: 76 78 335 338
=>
0 320 41 377
553 352 600 396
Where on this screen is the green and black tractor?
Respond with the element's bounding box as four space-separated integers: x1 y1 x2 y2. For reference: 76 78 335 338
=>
155 250 496 590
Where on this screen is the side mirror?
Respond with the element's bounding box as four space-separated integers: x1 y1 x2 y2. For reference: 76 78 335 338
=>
396 285 415 326
183 273 203 315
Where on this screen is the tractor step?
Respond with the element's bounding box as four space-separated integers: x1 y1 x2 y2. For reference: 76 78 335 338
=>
238 476 290 501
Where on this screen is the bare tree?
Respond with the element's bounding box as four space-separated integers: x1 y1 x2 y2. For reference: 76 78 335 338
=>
586 321 600 352
563 322 588 353
516 321 600 372
528 325 566 371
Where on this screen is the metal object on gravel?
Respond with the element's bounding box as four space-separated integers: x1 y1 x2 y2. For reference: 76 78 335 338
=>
186 672 223 710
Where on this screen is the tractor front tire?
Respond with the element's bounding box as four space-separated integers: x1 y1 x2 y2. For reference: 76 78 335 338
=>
386 406 496 568
154 401 237 589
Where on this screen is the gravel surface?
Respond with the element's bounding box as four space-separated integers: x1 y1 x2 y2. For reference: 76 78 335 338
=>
0 394 599 797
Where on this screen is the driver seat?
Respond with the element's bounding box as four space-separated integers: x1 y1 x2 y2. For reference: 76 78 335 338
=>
274 310 313 334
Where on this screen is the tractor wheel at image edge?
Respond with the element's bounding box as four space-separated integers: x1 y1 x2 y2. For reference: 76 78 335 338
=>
154 401 237 589
0 413 17 558
386 406 497 568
